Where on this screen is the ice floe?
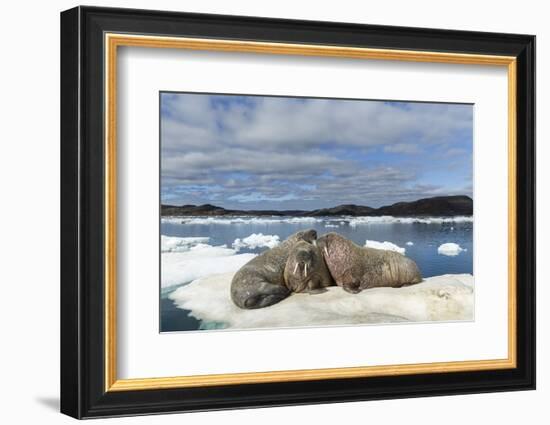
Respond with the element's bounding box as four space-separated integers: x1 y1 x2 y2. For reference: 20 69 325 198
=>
161 235 210 253
406 241 414 246
163 216 322 225
348 216 473 226
162 215 472 228
170 272 474 329
437 243 466 256
232 233 280 251
365 240 406 254
161 241 255 288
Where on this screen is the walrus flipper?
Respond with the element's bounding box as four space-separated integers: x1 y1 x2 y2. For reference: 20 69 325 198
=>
241 281 290 309
307 288 328 295
342 282 362 294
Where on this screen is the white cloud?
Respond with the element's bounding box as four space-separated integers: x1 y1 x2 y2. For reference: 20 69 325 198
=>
384 143 421 154
160 93 473 208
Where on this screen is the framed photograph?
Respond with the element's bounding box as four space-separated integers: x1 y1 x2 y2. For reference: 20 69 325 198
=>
60 6 535 419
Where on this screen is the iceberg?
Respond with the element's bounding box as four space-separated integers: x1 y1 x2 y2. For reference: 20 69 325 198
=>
437 243 466 256
170 272 474 329
232 233 280 251
365 240 406 254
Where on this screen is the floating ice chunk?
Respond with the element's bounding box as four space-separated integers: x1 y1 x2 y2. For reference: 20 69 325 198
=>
170 272 474 329
437 243 466 256
168 216 322 225
163 215 472 226
324 224 339 228
161 217 191 224
162 243 255 288
406 241 414 246
365 240 406 254
284 217 321 224
232 233 280 251
349 216 473 226
161 235 210 253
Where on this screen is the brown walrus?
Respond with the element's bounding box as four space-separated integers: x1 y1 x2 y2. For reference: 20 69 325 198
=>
230 229 317 309
283 241 334 294
316 232 422 294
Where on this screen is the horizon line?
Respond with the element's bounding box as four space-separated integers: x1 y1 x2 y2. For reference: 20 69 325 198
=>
161 194 473 211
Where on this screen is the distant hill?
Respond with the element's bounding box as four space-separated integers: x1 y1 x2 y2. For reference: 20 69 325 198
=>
374 195 473 216
161 195 472 217
307 204 375 216
161 204 307 217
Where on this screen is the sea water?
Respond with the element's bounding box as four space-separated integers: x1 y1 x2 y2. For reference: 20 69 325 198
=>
160 216 473 332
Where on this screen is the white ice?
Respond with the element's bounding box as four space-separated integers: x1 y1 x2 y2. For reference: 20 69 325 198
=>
161 235 210 253
348 216 473 226
162 242 255 288
232 233 280 251
170 272 474 329
437 243 466 256
365 240 406 254
406 241 414 246
163 216 322 225
324 224 340 228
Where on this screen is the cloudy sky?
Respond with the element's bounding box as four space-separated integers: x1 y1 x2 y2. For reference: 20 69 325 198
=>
160 92 472 210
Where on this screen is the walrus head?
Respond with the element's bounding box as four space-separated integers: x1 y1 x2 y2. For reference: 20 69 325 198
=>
284 241 319 293
316 232 357 277
316 232 341 259
288 229 317 244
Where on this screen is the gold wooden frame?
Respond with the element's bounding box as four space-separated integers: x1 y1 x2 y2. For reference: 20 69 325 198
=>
104 33 517 392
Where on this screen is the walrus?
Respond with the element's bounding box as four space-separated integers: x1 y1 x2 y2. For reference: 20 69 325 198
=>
283 241 334 294
316 232 422 294
230 229 317 309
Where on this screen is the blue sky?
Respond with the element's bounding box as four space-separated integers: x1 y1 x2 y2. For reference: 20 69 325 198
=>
161 92 472 210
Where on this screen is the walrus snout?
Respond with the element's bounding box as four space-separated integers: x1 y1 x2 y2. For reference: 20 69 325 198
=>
291 248 313 278
293 260 312 278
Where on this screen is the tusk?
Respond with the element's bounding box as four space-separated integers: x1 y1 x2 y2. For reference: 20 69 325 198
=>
324 246 329 257
304 263 308 277
293 262 299 275
313 240 317 247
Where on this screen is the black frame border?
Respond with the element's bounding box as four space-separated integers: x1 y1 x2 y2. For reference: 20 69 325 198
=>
61 6 535 419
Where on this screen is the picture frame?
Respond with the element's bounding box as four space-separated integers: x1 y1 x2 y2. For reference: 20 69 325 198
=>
60 5 535 419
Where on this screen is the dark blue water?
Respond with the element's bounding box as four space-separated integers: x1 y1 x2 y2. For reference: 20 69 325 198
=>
160 216 472 332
